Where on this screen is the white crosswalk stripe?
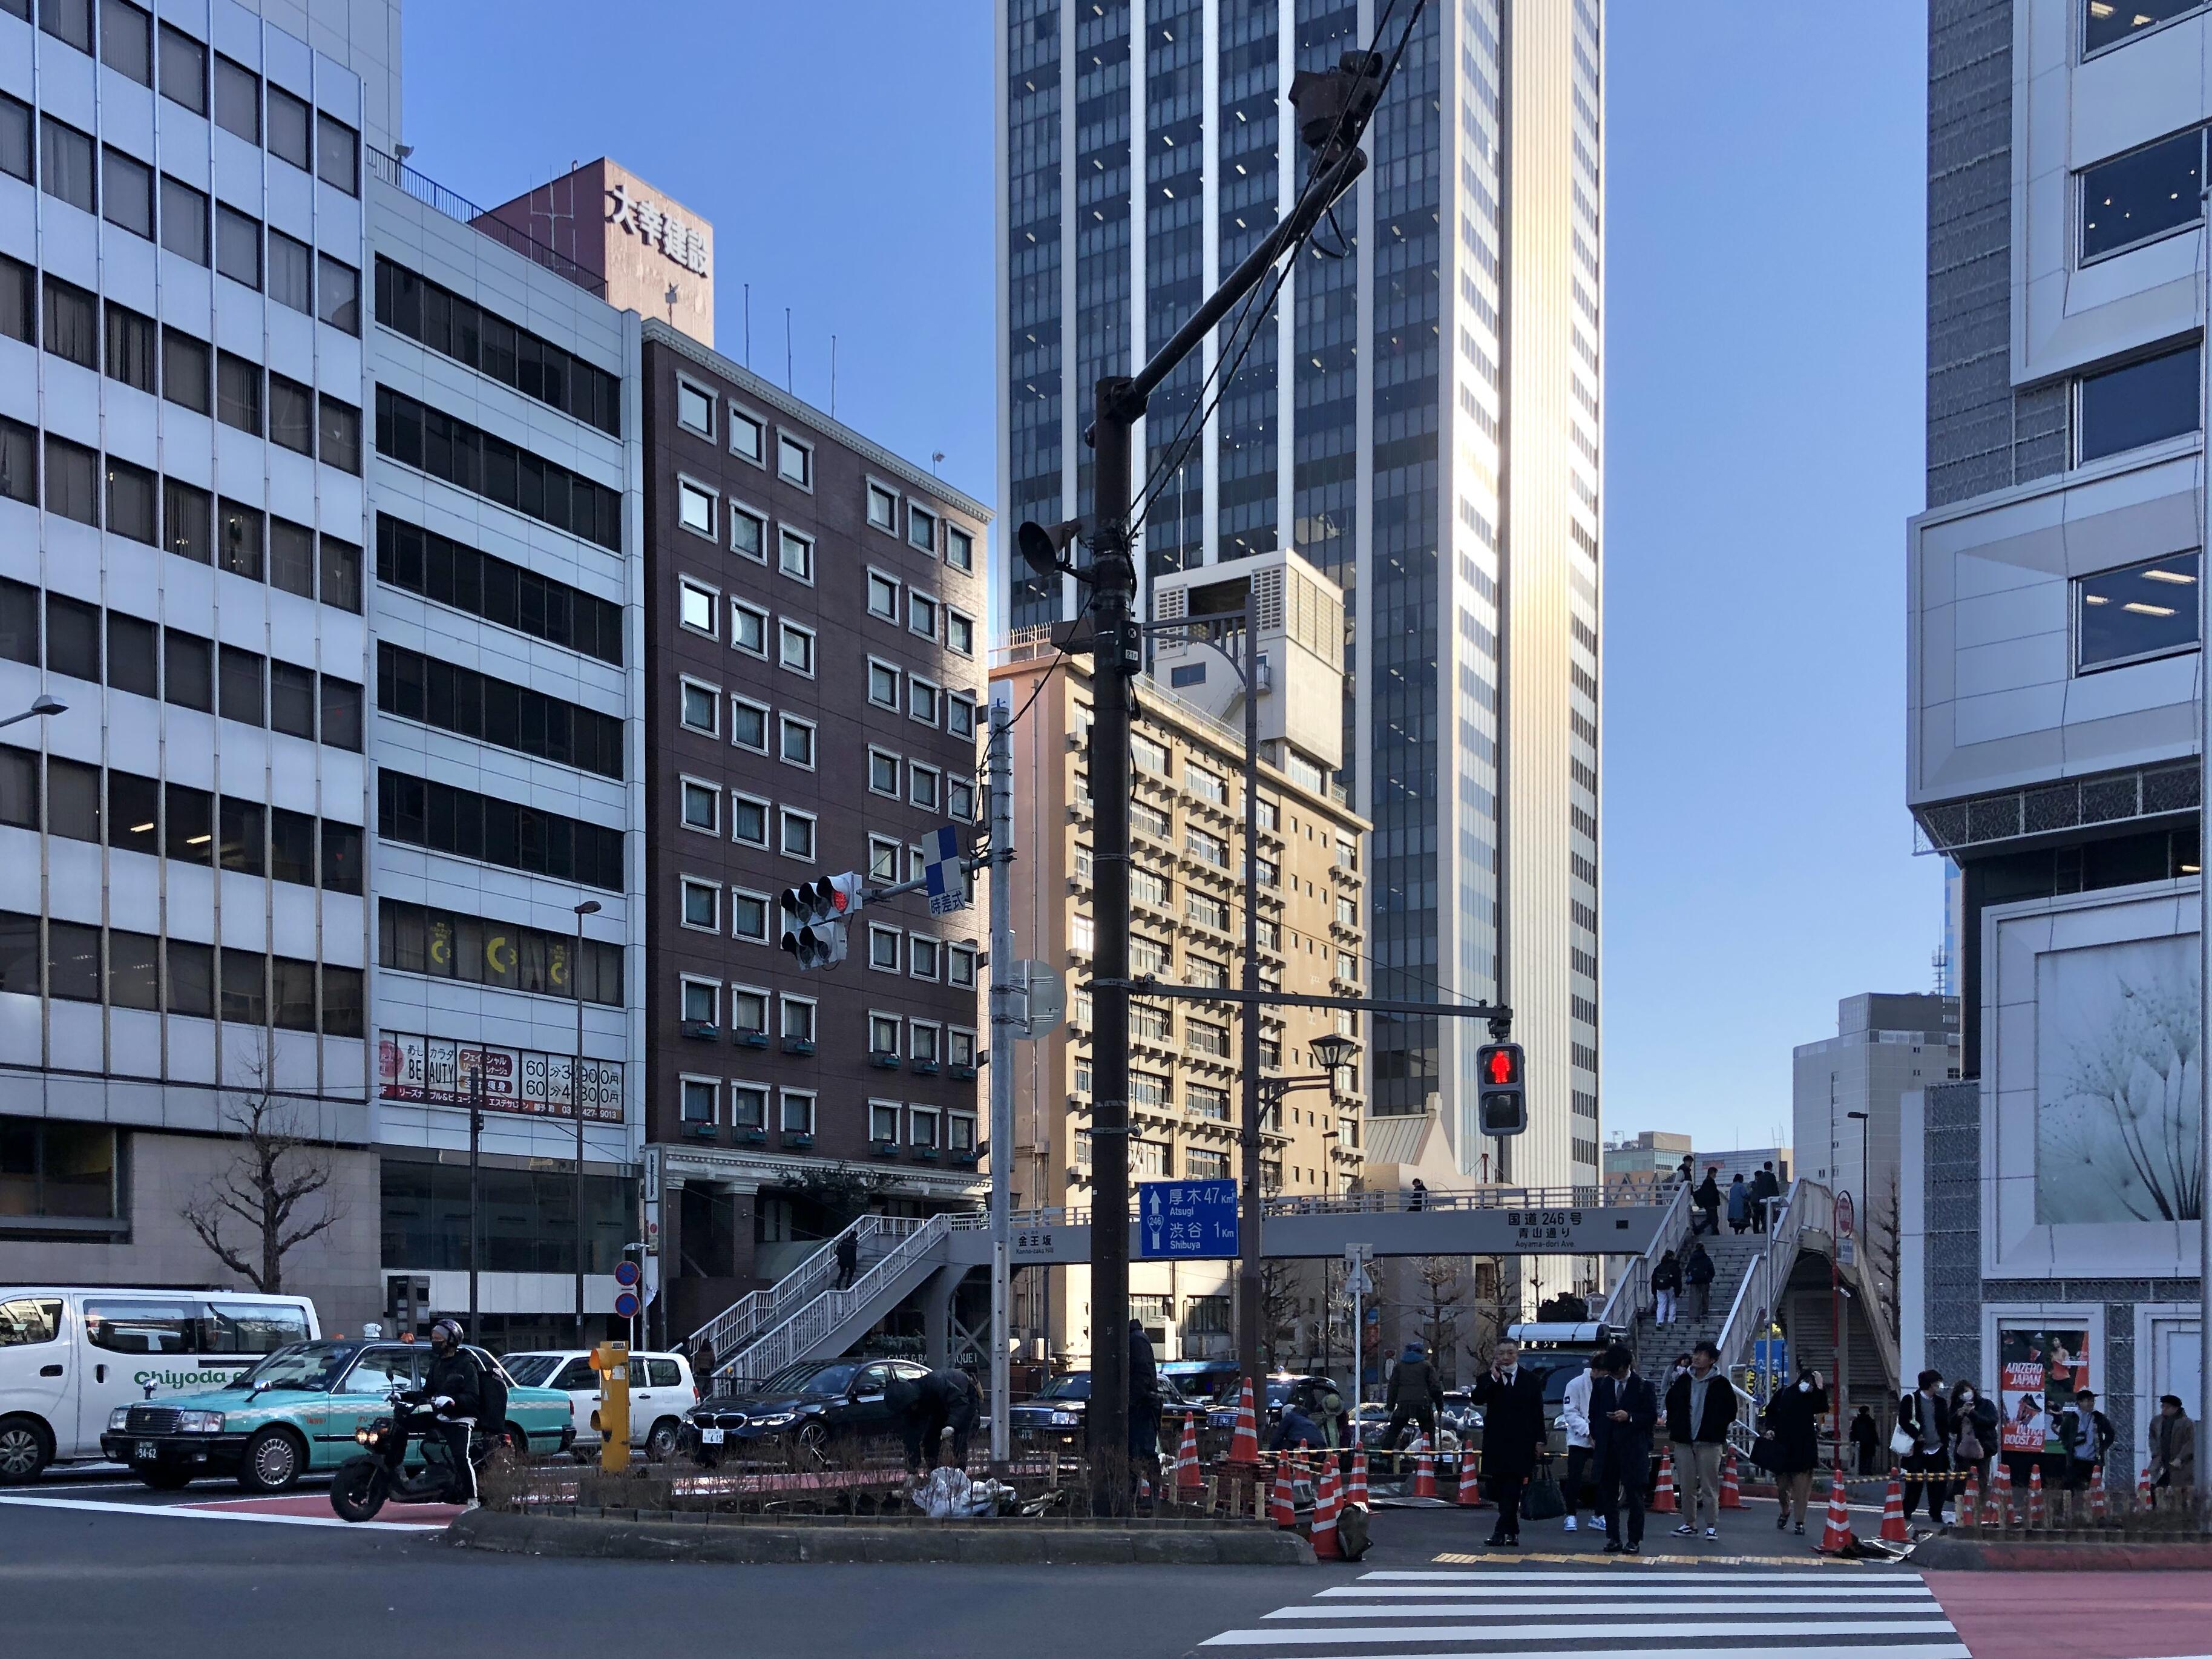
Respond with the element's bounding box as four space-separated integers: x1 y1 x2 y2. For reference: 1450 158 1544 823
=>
1196 1566 1964 1657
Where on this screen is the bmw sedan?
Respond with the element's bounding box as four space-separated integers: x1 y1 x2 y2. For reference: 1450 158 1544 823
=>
684 1357 933 1467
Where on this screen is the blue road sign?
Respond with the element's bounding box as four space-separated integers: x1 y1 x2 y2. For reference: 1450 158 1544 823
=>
614 1290 641 1319
1138 1178 1238 1258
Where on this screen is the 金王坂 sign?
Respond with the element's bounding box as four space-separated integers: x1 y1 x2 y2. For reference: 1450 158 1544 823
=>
606 183 709 277
379 1031 624 1123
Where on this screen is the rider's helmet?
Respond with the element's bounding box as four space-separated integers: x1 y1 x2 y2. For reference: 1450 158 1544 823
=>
429 1318 464 1352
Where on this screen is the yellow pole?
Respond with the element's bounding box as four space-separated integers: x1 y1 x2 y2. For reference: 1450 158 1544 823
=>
593 1341 631 1473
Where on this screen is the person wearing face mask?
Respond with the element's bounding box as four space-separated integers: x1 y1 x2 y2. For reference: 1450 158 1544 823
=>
1897 1368 1954 1523
1757 1367 1827 1536
1949 1378 1999 1499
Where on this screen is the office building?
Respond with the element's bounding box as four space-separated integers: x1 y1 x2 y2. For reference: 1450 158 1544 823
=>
993 0 1606 1188
1601 1128 1690 1202
1903 0 2207 1458
1793 993 1956 1215
637 317 991 1341
991 551 1370 1365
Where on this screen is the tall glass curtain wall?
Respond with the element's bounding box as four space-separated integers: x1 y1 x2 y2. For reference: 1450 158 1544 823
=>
1008 0 1064 632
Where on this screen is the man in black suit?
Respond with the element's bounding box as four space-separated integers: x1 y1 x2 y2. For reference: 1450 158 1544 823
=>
1470 1336 1548 1547
1593 1342 1658 1554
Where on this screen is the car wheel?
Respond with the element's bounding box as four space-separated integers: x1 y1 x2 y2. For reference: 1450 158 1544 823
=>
791 1422 830 1468
237 1426 305 1493
0 1418 50 1484
133 1462 193 1491
646 1419 681 1463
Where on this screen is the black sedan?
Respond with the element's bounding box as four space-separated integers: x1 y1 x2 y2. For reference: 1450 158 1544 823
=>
1009 1372 1207 1442
684 1357 933 1467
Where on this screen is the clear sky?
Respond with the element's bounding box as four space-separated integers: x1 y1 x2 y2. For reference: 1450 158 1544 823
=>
402 2 1941 1156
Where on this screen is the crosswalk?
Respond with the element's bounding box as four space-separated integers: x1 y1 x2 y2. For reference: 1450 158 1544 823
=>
1196 1568 1966 1658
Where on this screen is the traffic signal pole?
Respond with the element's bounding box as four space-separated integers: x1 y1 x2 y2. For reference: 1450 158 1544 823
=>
986 691 1017 1472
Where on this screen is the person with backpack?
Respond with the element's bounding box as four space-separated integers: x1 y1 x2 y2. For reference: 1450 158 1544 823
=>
1897 1368 1953 1522
1949 1379 1999 1499
2058 1388 2115 1492
1684 1241 1716 1319
1694 1168 1723 1237
1650 1250 1682 1327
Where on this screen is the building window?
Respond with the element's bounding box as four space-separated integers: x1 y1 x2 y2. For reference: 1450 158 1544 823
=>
730 504 766 562
316 112 359 195
267 85 309 169
730 889 770 944
946 524 974 571
45 276 97 368
267 228 311 313
868 749 900 797
102 145 153 238
677 476 716 539
778 620 815 676
779 808 816 861
676 378 714 438
318 255 361 334
868 570 900 620
679 579 718 637
867 479 899 532
318 392 363 472
680 977 717 1023
868 924 901 971
2077 551 2202 670
772 527 812 585
908 591 937 639
908 676 939 726
40 116 96 215
159 174 208 264
680 778 718 833
869 835 900 882
732 600 768 657
730 405 765 465
949 1028 976 1068
680 1077 716 1124
781 1090 815 1135
781 996 816 1045
0 96 25 188
2081 128 2204 261
870 1102 902 1143
731 695 769 753
867 659 901 710
730 1084 767 1130
269 374 314 455
908 763 940 811
947 694 977 740
2087 0 2210 56
910 1105 940 1148
909 934 939 980
2079 343 2201 463
215 205 260 290
678 678 719 736
680 877 719 931
730 792 769 847
908 501 938 553
946 944 976 988
102 1 153 85
776 432 812 488
779 714 816 769
729 987 768 1037
947 610 975 657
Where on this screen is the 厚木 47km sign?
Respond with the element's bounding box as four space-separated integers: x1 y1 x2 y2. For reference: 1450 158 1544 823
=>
1138 1179 1238 1258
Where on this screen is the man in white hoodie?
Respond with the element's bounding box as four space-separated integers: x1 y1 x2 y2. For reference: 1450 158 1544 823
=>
1559 1355 1597 1533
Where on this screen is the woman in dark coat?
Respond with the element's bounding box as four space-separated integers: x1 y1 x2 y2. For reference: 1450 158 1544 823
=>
1949 1378 2001 1499
1759 1369 1829 1536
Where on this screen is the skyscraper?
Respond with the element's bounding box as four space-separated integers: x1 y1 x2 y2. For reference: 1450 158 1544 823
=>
994 0 1603 1186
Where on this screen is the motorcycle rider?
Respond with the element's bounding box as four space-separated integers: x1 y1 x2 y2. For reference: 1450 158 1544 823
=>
415 1318 484 1510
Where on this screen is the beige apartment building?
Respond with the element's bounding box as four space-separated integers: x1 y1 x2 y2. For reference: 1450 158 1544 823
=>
990 556 1368 1368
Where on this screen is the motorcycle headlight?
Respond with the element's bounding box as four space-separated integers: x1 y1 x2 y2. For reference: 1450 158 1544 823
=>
108 1408 130 1431
177 1411 225 1434
355 1430 372 1444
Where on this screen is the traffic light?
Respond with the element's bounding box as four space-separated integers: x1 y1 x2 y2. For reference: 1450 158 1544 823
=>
1475 1041 1526 1137
779 873 865 971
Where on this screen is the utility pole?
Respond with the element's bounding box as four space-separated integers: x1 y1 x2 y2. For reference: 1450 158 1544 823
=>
987 691 1017 1471
574 898 600 1345
468 1056 483 1336
1235 588 1267 1398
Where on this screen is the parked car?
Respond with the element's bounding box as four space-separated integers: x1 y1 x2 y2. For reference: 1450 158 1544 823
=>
503 1350 697 1460
686 1358 934 1467
1008 1370 1207 1442
1204 1372 1344 1436
0 1286 318 1482
95 1339 573 1492
1159 1359 1242 1408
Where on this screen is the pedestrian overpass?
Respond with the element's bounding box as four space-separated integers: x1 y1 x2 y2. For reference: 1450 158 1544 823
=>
691 1187 1672 1388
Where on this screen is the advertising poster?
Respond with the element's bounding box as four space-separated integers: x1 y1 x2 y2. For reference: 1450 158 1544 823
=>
377 1031 623 1123
1997 1325 2090 1454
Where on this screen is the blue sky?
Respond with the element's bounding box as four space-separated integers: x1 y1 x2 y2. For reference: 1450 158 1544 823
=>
403 3 1940 1155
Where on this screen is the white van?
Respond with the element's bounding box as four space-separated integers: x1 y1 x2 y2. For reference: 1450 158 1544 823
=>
502 1350 697 1461
0 1287 319 1481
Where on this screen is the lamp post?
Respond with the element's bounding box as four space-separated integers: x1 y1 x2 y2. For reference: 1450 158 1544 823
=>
0 694 67 732
1252 1034 1357 1372
573 899 602 1345
1843 1108 1869 1459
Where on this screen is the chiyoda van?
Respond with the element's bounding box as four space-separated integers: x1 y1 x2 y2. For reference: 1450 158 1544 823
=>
0 1287 319 1480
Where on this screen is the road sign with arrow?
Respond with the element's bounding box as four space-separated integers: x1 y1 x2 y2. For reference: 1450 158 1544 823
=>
1136 1178 1236 1258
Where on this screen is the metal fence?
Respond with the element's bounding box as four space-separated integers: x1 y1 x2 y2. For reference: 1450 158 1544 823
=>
367 148 606 298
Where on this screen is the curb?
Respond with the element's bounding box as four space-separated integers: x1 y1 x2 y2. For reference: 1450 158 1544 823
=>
1911 1534 2212 1572
445 1508 1317 1566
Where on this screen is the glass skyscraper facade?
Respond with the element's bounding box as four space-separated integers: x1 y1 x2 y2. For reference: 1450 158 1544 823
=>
996 0 1601 1189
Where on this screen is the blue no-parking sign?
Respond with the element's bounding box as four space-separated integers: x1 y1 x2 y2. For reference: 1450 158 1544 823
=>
1138 1178 1238 1258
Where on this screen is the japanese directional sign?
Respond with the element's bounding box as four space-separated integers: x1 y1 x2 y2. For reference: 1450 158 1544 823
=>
922 824 969 916
1138 1178 1238 1258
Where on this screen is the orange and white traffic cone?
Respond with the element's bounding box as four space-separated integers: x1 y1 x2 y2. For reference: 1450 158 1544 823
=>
1175 1416 1202 1494
1652 1448 1678 1514
2090 1462 2109 1523
1995 1456 2014 1523
1413 1434 1437 1499
2141 1464 2156 1513
1268 1455 1296 1528
1957 1470 1979 1528
1347 1446 1370 1509
1456 1447 1484 1507
1879 1467 1909 1542
2027 1462 2044 1528
1311 1463 1343 1560
1227 1379 1261 1465
1719 1449 1743 1509
1819 1464 1854 1552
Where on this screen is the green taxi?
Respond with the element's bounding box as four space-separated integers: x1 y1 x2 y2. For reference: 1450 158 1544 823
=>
97 1339 575 1491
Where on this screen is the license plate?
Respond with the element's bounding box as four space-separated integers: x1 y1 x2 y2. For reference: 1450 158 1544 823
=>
134 1441 156 1460
699 1427 725 1445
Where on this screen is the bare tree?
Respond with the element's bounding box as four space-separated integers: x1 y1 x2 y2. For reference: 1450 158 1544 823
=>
1867 1171 1903 1347
1260 1258 1306 1369
1413 1257 1464 1384
181 1051 347 1293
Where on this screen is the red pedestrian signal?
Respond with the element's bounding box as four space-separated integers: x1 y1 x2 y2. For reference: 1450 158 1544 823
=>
1474 1041 1526 1137
1483 1046 1519 1087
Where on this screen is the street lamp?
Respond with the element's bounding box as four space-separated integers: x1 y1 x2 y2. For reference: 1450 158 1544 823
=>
573 899 602 1345
0 694 67 731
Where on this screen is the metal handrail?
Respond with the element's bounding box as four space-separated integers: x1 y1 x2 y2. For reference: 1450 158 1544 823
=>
953 1185 1630 1232
366 148 607 298
1595 1177 1692 1335
726 1214 953 1387
688 1214 921 1378
1713 1179 1828 1385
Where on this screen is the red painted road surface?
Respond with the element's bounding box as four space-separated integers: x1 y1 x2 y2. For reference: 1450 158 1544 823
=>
185 1493 462 1524
1926 1571 2212 1658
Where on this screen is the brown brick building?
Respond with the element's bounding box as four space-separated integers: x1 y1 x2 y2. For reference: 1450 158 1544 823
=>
638 319 988 1338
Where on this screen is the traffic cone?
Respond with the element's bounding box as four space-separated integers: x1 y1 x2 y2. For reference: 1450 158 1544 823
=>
1413 1434 1437 1499
1457 1447 1484 1506
1957 1470 1978 1528
2090 1462 2109 1523
1227 1379 1261 1464
1879 1467 1909 1543
1995 1455 2013 1523
1819 1464 1854 1552
2027 1462 2044 1528
2141 1464 2156 1513
1311 1463 1343 1560
1347 1446 1370 1509
1652 1447 1678 1514
1719 1448 1744 1509
1268 1456 1296 1528
1175 1416 1202 1493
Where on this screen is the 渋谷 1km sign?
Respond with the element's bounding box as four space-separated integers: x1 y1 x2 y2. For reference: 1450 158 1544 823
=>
1138 1179 1238 1258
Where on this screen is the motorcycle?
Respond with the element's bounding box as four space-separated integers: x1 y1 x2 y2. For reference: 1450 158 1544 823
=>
329 1388 494 1522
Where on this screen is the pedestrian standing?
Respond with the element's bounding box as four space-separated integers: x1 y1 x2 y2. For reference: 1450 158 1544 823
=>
1593 1343 1658 1555
1949 1379 1998 1499
1558 1355 1596 1534
1849 1405 1881 1477
1471 1337 1547 1548
1751 1162 1780 1235
1650 1250 1681 1327
2056 1387 2113 1493
1127 1319 1161 1479
1407 1177 1427 1212
1684 1241 1716 1319
1759 1368 1827 1536
1386 1339 1443 1446
1897 1368 1954 1522
833 1229 860 1291
1664 1340 1737 1541
1695 1167 1723 1237
1726 1174 1751 1235
689 1334 718 1396
2151 1395 2196 1500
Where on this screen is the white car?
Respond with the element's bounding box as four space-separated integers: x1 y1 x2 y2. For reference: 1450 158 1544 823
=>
502 1350 697 1461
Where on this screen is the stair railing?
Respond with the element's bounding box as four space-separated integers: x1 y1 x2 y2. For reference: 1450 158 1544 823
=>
1713 1179 1828 1387
724 1213 954 1387
688 1214 922 1382
1596 1176 1692 1339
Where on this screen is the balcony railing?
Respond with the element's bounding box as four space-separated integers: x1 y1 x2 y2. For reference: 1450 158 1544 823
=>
367 148 606 298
